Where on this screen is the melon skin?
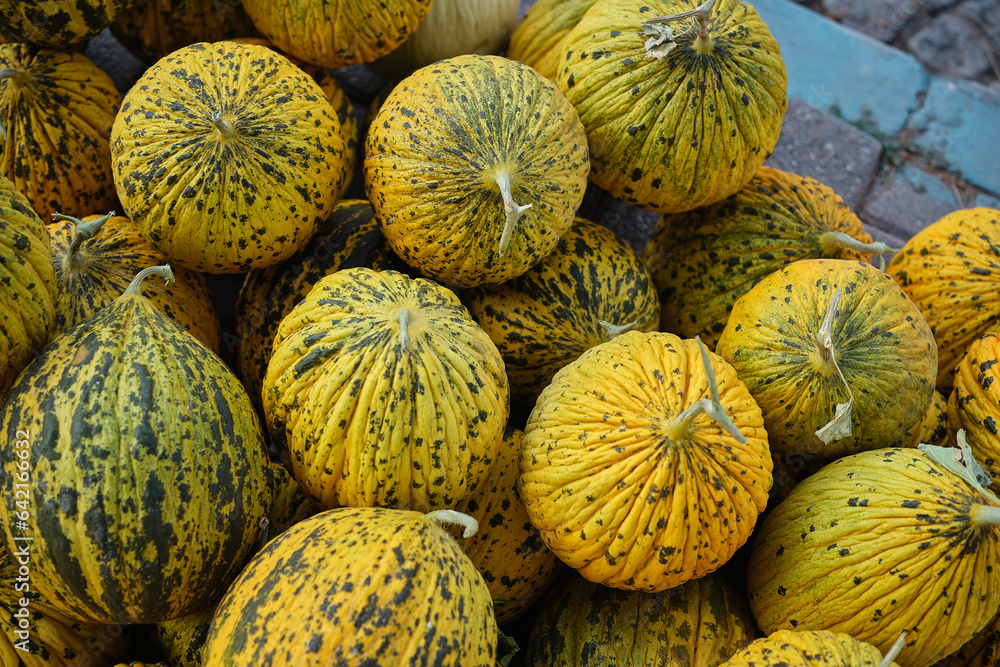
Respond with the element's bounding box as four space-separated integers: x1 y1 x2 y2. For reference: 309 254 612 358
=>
202 507 497 666
0 273 272 624
556 0 788 214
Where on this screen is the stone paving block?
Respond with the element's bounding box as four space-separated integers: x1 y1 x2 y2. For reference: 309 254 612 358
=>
861 174 959 240
820 0 919 42
752 0 930 135
906 75 1000 195
764 97 883 210
906 13 994 78
898 163 961 207
84 28 146 95
975 192 1000 209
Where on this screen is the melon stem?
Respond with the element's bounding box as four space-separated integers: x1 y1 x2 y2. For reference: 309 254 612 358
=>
644 0 717 49
879 631 907 667
124 264 175 296
664 336 746 444
599 319 636 340
0 68 28 142
494 170 532 258
211 109 237 138
392 307 412 351
971 504 1000 527
814 288 855 443
820 231 898 271
424 509 479 538
54 211 115 269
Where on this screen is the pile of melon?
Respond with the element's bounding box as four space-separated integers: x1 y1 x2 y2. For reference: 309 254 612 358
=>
0 0 998 666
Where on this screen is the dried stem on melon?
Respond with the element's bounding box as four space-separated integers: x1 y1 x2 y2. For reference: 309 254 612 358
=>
814 288 855 444
494 169 532 257
663 336 747 444
820 231 897 271
53 211 115 270
641 0 718 58
425 509 479 538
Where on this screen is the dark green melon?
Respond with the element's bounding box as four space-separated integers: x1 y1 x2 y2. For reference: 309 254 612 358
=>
0 265 272 624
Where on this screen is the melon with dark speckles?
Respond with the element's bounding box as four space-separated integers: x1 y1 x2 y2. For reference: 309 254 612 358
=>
0 266 272 624
47 212 220 351
465 216 660 405
644 166 879 350
242 0 432 68
746 447 1000 667
556 0 787 213
716 258 937 461
263 266 510 513
110 41 347 274
527 571 758 666
111 0 260 63
949 331 1000 490
234 199 409 420
364 53 589 288
202 506 497 666
719 630 900 667
886 208 1000 391
451 430 563 625
0 44 120 222
0 0 131 46
519 330 772 591
0 176 57 394
1 544 128 666
945 608 1000 667
507 0 598 82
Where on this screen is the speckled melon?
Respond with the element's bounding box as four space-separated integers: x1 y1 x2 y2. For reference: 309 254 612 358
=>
944 608 999 667
365 53 589 288
110 40 347 273
451 430 562 624
0 265 272 624
520 330 772 591
746 446 1000 667
897 388 949 448
202 507 497 666
720 630 901 667
111 0 259 63
556 0 787 213
0 176 57 394
949 331 1000 488
505 0 597 82
0 44 120 221
154 463 320 667
527 571 759 666
886 208 1000 390
242 0 432 68
0 0 131 46
464 217 660 405
643 166 886 350
233 37 360 199
716 258 937 461
47 212 220 351
1 544 128 666
263 266 510 512
233 199 408 419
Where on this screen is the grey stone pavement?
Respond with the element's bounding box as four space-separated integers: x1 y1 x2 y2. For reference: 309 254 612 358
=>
80 0 1000 338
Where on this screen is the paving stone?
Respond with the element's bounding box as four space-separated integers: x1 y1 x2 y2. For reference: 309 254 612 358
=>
752 0 930 135
898 163 961 207
861 174 959 240
84 28 146 95
975 192 1000 209
918 0 962 10
763 97 882 211
958 0 1000 51
820 0 920 42
906 13 994 78
906 75 1000 194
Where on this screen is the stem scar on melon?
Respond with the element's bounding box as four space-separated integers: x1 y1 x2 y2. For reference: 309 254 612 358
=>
814 287 855 444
